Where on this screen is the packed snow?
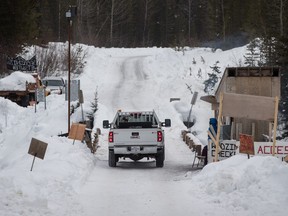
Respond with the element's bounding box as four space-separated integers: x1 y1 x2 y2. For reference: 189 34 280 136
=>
0 45 287 216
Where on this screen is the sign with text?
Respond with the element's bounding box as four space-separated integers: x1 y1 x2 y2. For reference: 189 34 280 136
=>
222 93 275 121
7 56 37 71
68 123 86 141
208 140 237 163
28 138 48 160
254 142 288 161
239 134 255 155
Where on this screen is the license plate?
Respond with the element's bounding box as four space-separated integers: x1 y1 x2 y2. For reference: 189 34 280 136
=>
131 146 141 152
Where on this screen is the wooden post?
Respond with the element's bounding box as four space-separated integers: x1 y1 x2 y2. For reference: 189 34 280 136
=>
272 96 279 156
251 122 255 137
214 93 223 162
230 121 234 140
269 122 272 142
236 123 242 140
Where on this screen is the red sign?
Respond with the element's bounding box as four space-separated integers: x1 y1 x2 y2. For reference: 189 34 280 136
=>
240 134 255 155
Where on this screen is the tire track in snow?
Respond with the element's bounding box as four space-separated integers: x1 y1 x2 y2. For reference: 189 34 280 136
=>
112 56 149 110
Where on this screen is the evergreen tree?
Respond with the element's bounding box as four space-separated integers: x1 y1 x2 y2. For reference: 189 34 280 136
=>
203 61 221 94
87 89 98 121
244 38 261 66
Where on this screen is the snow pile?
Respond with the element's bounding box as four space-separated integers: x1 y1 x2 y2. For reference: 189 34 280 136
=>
0 71 36 91
192 155 288 215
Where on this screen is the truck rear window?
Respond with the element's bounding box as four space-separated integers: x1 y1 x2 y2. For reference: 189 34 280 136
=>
117 113 157 129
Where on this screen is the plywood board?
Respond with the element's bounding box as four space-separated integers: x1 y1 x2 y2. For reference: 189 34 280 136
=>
28 138 48 160
68 123 86 141
222 93 275 121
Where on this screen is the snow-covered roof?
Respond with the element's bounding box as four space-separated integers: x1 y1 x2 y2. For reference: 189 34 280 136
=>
0 71 36 91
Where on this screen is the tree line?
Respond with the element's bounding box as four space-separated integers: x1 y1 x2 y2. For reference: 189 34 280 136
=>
1 0 288 73
1 0 288 50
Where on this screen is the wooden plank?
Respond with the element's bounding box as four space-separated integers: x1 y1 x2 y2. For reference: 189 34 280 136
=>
222 93 275 121
272 97 279 156
269 122 272 142
68 123 86 141
214 93 223 162
251 123 255 137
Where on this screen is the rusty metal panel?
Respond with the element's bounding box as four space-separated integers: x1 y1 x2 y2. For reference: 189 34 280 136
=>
222 93 275 121
239 134 255 155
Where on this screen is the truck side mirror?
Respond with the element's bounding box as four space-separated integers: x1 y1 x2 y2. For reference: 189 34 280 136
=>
164 119 171 127
103 120 110 129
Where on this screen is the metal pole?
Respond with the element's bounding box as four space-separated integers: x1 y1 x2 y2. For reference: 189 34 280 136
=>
68 19 72 133
30 154 37 171
35 90 37 113
187 104 193 128
44 87 47 110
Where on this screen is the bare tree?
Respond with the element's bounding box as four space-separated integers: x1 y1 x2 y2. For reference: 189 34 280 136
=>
221 0 226 42
110 0 114 45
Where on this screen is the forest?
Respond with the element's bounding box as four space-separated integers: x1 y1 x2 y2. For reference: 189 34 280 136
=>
0 0 288 53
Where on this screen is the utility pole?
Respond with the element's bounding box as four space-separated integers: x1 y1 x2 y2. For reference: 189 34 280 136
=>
66 6 77 133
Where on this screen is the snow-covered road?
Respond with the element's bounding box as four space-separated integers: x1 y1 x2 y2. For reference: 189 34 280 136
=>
78 55 199 215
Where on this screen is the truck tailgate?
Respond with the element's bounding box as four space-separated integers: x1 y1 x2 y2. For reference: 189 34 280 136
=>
113 128 160 145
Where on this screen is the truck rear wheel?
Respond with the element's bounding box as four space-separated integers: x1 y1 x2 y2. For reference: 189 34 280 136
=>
109 150 117 167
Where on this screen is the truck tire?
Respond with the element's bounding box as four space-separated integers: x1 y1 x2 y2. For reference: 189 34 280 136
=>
156 151 164 168
109 150 117 167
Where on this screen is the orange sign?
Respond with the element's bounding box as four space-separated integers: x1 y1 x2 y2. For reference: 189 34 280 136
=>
68 123 86 141
239 134 255 155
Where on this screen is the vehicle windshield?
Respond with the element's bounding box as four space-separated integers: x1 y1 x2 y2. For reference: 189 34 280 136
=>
44 80 63 86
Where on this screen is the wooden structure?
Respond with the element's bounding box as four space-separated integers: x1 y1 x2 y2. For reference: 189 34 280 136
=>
207 67 281 141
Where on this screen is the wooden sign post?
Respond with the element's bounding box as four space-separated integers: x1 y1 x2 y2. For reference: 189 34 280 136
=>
28 138 48 171
214 93 223 162
68 123 86 144
272 97 279 156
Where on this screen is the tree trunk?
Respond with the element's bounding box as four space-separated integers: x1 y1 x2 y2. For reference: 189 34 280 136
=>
221 0 226 42
110 0 114 46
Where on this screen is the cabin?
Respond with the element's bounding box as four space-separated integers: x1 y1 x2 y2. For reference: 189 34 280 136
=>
203 67 281 141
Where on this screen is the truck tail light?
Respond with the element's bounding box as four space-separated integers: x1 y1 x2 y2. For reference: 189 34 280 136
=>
157 131 163 142
109 132 114 143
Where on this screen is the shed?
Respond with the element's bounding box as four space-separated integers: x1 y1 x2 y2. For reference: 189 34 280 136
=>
206 67 281 141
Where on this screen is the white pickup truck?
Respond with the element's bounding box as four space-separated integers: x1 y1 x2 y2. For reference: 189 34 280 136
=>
103 111 171 167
